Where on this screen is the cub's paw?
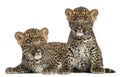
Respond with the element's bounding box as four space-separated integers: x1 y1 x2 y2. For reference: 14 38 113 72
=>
6 67 15 74
90 68 105 74
42 67 57 74
57 68 71 74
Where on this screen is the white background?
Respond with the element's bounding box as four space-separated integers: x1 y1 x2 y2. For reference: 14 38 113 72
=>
0 0 120 77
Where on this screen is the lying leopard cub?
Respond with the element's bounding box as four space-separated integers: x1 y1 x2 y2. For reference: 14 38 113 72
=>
6 27 49 73
6 28 73 74
65 7 115 73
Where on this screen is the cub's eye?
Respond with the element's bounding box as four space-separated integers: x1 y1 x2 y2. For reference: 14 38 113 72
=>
39 37 44 41
83 19 89 25
40 37 44 41
72 17 75 20
26 39 31 43
72 16 76 20
36 37 40 41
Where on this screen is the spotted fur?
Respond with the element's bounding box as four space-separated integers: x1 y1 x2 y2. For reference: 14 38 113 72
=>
65 7 115 73
5 28 49 74
6 28 73 74
40 42 73 74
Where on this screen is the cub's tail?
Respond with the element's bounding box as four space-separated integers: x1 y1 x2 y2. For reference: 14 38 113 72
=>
72 67 115 73
105 68 115 73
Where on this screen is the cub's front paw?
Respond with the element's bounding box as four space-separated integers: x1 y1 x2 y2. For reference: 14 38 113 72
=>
42 67 57 74
57 67 71 74
6 67 15 74
90 68 105 74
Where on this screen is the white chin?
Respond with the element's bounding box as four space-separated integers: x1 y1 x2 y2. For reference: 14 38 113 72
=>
76 33 83 36
34 55 42 60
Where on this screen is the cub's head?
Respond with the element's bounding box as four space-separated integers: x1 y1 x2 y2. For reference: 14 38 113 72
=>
15 27 48 46
65 7 98 39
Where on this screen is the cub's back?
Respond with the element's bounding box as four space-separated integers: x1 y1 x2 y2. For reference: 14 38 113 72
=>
43 42 67 54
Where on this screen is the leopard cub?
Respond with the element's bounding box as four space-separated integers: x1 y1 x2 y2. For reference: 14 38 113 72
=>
6 27 73 74
6 27 49 74
65 6 115 73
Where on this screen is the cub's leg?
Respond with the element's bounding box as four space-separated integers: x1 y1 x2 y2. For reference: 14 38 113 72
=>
57 51 73 74
6 64 33 74
42 55 60 74
57 60 71 74
42 64 58 74
90 46 105 73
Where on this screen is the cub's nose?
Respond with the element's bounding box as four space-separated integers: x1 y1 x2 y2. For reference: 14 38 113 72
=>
33 41 40 46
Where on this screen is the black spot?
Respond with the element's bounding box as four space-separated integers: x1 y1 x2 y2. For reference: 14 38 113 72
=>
89 47 94 51
68 48 73 54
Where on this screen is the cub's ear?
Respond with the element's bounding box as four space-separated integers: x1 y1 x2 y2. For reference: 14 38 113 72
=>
90 9 98 22
65 8 73 16
41 27 48 35
40 27 49 41
15 32 24 46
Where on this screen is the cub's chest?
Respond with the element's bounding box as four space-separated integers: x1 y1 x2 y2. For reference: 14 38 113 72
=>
73 44 90 58
70 43 90 64
28 60 48 73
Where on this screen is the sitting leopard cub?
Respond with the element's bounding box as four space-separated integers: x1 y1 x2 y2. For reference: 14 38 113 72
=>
65 7 115 73
6 27 49 74
6 28 73 74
